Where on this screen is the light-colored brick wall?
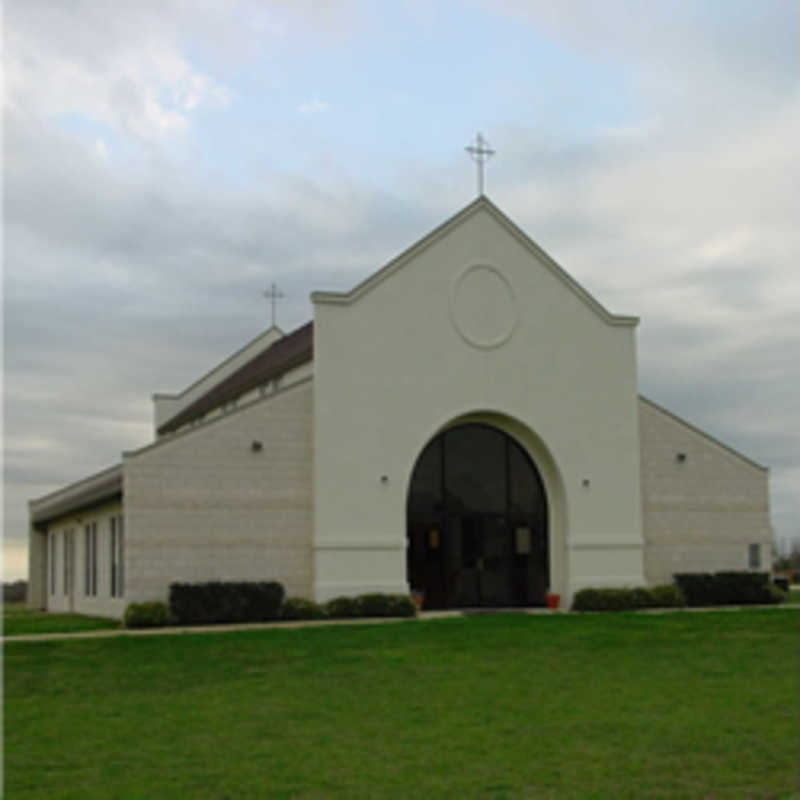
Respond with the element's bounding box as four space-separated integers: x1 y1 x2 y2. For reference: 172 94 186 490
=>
40 499 127 618
639 397 772 585
124 378 313 606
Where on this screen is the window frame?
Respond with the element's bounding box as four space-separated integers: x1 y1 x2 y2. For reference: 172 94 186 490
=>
50 532 56 595
85 522 98 597
63 530 73 596
110 517 117 597
118 515 125 597
110 515 124 597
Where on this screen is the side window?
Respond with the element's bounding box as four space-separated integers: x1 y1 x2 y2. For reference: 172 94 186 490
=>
748 543 761 569
63 531 69 595
110 517 117 597
118 515 125 597
84 525 90 595
85 522 98 596
110 515 125 598
50 533 56 594
91 523 97 595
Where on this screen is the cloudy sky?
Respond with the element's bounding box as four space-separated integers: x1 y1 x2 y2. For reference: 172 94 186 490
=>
4 0 798 581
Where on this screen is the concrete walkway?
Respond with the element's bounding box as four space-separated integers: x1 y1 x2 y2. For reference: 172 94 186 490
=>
2 614 414 644
3 603 798 644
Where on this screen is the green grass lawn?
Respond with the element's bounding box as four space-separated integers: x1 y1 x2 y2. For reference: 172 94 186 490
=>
3 603 120 636
5 610 799 799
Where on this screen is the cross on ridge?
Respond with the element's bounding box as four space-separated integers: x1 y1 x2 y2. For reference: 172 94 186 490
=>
263 282 284 328
465 132 495 196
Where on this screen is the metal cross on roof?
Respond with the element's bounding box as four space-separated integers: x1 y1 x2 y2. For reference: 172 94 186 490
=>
465 132 495 196
263 282 284 328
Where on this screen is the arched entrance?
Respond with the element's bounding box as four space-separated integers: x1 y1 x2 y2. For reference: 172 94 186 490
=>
406 423 549 609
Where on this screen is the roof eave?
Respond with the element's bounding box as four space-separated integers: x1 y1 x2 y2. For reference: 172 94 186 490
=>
29 464 124 525
639 395 768 472
157 344 313 436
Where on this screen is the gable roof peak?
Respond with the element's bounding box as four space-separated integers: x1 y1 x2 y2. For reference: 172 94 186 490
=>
311 195 638 328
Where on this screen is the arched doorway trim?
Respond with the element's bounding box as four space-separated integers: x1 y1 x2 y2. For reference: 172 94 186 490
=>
404 410 568 607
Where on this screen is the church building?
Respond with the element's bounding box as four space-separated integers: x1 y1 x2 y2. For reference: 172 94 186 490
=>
28 196 773 617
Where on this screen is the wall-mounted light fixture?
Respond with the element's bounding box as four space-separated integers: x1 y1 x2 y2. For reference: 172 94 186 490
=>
380 475 389 485
251 440 263 452
582 478 590 488
676 452 687 463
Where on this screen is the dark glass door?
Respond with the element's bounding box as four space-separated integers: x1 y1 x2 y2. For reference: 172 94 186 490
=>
480 516 513 606
445 515 514 607
407 423 549 609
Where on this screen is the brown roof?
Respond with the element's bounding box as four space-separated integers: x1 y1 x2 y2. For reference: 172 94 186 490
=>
158 321 314 435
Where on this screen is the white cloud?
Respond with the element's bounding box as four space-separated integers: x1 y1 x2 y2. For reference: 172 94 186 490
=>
4 3 231 142
297 96 331 115
93 138 110 162
594 117 662 141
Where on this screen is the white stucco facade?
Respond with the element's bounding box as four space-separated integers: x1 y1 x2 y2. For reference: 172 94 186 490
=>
27 196 773 617
312 199 644 605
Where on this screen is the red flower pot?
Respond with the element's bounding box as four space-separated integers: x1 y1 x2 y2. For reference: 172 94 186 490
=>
546 593 560 610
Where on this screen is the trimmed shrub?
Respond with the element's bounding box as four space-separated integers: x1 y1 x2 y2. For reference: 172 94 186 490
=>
572 585 686 612
773 576 790 594
358 593 417 618
124 601 170 628
673 573 715 606
766 584 787 604
3 580 28 603
713 571 770 605
630 587 655 609
169 581 284 625
647 584 686 608
572 588 634 611
325 594 418 619
281 597 327 620
674 572 778 606
324 596 362 618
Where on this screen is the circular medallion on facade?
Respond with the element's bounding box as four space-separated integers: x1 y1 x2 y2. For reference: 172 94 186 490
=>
450 264 517 349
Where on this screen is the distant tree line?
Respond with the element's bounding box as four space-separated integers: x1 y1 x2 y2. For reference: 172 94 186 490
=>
773 541 800 574
3 581 28 603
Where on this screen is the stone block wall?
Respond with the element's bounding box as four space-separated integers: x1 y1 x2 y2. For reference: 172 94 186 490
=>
124 379 313 607
639 397 772 585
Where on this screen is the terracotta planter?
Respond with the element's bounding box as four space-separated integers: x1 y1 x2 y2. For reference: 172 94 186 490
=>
546 593 560 610
411 591 425 611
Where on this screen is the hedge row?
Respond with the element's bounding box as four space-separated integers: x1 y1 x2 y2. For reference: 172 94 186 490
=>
124 587 417 628
283 593 416 620
674 572 785 606
123 572 786 627
572 584 685 612
169 581 285 625
124 601 170 628
280 597 327 620
573 573 787 612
